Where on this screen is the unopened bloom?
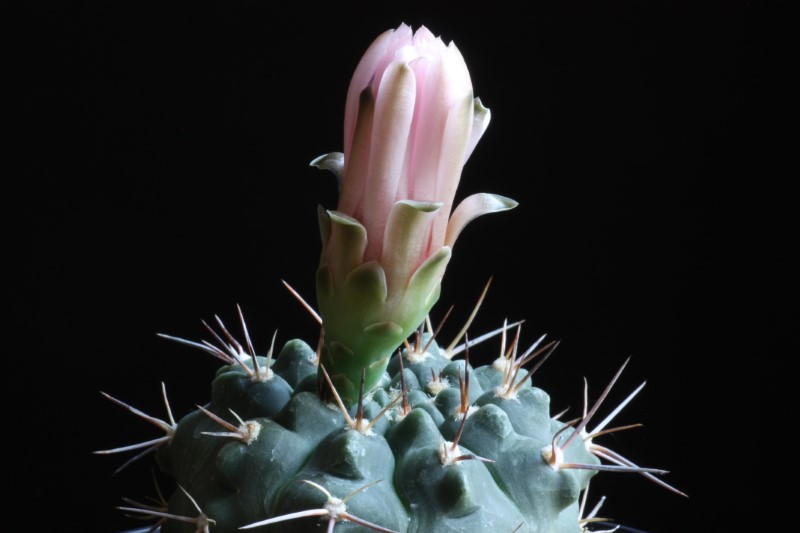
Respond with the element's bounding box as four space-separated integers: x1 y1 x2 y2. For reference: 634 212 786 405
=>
313 24 516 405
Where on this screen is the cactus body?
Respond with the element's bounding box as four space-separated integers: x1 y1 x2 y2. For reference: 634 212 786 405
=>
155 337 599 533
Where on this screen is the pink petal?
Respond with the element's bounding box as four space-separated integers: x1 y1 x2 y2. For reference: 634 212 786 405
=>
405 45 449 203
362 62 417 262
339 87 375 219
394 55 430 201
344 24 413 158
429 93 474 249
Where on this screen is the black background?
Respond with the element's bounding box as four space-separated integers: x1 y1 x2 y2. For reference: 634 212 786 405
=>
24 2 757 531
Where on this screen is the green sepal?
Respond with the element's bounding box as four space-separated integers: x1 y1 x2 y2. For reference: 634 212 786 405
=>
309 151 344 182
317 204 332 253
324 210 367 285
343 261 388 318
402 246 451 313
381 200 442 293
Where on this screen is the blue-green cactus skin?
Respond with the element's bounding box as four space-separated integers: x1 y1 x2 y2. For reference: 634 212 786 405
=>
156 338 598 533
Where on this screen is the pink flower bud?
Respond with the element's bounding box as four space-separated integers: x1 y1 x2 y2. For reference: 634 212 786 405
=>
340 24 496 267
312 25 516 405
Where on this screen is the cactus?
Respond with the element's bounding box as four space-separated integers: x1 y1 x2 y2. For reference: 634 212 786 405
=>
98 24 683 533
